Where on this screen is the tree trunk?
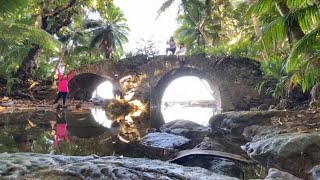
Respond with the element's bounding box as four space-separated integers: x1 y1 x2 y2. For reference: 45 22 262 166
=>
15 0 77 81
276 2 305 41
15 45 41 81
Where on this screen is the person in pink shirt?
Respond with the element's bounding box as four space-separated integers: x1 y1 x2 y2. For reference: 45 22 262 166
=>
54 110 70 147
53 66 75 105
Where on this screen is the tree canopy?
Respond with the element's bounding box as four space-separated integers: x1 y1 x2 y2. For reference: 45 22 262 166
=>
1 0 320 99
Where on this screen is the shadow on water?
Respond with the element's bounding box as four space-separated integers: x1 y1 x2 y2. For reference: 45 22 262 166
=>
0 107 149 156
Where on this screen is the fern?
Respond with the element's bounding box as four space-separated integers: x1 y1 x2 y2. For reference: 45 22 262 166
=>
257 55 289 99
0 22 62 52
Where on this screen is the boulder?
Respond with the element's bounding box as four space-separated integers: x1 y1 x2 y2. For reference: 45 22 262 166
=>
265 168 303 180
172 155 244 179
242 133 320 178
160 120 211 146
0 152 239 179
209 111 288 135
140 132 190 150
309 165 320 180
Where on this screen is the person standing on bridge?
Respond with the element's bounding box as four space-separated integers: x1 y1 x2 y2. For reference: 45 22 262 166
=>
53 65 75 106
175 43 187 67
166 36 176 55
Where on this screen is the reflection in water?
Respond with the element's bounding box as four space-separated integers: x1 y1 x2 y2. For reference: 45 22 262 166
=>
53 110 70 147
0 109 148 156
91 107 113 128
161 104 218 125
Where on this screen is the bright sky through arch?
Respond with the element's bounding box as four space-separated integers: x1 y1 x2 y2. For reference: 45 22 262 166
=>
114 0 179 55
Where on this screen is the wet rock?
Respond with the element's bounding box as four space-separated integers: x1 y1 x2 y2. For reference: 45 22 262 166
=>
242 133 320 178
265 168 303 180
160 120 211 146
140 132 190 150
209 111 287 135
0 153 238 179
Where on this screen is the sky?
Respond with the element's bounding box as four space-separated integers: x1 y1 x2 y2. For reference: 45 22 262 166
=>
114 0 180 55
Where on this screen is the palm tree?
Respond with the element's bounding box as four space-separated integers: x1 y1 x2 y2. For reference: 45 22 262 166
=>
247 0 313 47
86 5 130 60
249 0 320 92
158 0 211 46
174 12 220 49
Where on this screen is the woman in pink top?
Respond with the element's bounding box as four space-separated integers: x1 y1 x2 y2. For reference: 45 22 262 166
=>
53 67 75 105
54 110 70 147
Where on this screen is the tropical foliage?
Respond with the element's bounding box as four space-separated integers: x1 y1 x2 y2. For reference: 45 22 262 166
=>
85 4 130 60
247 0 320 95
0 0 129 93
1 0 320 100
158 0 320 99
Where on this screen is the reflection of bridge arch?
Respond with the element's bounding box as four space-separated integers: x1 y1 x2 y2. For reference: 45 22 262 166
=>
72 55 272 128
150 67 221 128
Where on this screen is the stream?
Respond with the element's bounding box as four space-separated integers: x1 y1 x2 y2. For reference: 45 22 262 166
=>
0 104 265 179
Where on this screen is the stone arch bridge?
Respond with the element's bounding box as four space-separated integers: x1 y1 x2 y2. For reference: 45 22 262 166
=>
70 55 271 127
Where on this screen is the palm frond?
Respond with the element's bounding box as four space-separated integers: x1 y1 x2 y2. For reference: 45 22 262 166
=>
246 0 275 18
157 0 175 18
260 16 287 47
292 5 320 31
0 21 62 52
84 20 102 29
285 0 313 9
89 29 105 48
287 26 320 72
0 0 29 15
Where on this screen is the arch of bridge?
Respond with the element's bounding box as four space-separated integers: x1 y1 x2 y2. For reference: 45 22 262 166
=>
70 55 271 127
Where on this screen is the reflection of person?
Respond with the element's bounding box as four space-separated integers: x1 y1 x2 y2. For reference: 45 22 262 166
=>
53 110 70 147
53 65 75 106
166 36 176 55
112 74 124 100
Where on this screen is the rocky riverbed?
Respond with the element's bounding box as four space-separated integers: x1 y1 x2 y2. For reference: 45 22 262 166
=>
1 98 320 179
